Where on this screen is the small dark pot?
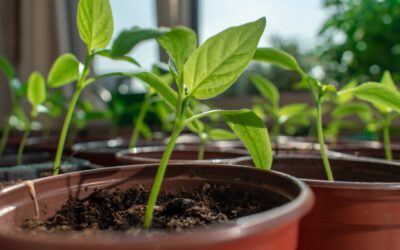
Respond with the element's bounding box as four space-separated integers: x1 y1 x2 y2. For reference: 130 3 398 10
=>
0 163 313 250
329 140 400 160
116 146 249 165
0 152 51 167
233 155 400 250
0 158 98 185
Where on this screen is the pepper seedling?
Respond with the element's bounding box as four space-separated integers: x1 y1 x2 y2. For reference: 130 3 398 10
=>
134 18 272 228
250 74 313 137
17 72 47 165
338 71 400 160
253 48 336 181
49 0 163 174
0 56 28 156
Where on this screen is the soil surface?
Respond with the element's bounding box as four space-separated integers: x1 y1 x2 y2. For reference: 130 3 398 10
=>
22 184 286 233
0 179 22 189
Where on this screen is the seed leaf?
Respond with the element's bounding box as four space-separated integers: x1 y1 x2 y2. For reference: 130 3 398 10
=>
27 71 46 113
77 0 114 51
184 17 266 99
48 54 81 88
208 128 236 140
250 74 279 108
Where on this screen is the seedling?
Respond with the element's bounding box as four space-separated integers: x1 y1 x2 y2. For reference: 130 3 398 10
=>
17 72 47 165
0 56 27 156
253 48 336 181
339 71 400 160
136 18 271 228
250 74 313 137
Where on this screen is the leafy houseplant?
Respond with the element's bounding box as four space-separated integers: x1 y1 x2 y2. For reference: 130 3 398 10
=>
16 72 47 165
339 71 400 160
253 48 336 180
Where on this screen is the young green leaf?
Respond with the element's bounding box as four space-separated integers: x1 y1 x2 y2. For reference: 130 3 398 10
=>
96 49 140 67
48 54 81 88
332 102 373 121
381 71 397 91
27 71 46 116
278 103 308 123
77 0 114 51
337 79 357 104
250 74 279 107
208 128 236 140
158 26 197 74
340 82 400 113
0 56 15 80
184 17 266 99
111 27 168 57
253 48 305 76
223 109 272 169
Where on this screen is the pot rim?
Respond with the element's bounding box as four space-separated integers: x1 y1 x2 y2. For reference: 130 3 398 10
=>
232 154 400 190
116 146 249 164
0 163 313 248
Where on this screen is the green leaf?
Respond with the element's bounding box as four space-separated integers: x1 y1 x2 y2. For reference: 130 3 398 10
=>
77 0 114 51
250 74 279 107
278 103 308 124
341 82 400 114
96 49 140 67
208 128 236 140
27 72 46 116
332 102 373 121
48 54 80 88
337 79 357 104
253 48 305 76
158 26 197 75
0 56 15 80
184 17 266 99
381 71 397 91
223 109 272 169
111 27 168 57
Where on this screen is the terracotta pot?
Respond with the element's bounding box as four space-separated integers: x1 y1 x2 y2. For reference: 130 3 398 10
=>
329 140 400 160
0 163 313 250
116 146 249 165
233 155 400 250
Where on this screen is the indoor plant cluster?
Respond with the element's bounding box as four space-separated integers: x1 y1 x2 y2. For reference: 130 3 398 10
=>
0 0 399 250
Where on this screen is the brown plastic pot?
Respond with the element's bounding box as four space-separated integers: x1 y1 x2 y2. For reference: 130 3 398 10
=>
0 163 313 250
233 154 400 250
116 146 249 165
329 140 400 160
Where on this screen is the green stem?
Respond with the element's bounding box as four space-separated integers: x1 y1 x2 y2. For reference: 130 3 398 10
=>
143 123 183 229
383 114 392 161
0 115 11 156
17 121 31 165
316 102 334 181
129 93 152 148
197 134 206 160
53 87 82 175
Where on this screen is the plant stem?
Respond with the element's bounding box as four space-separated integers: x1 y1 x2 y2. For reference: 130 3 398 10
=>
53 87 82 175
197 135 206 160
316 102 334 181
17 121 31 165
143 123 183 229
129 93 152 148
383 114 392 161
0 115 11 156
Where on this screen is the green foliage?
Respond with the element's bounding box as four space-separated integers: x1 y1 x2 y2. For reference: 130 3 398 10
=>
111 27 168 57
47 54 80 88
0 56 15 80
318 0 400 83
96 49 140 67
250 74 279 108
27 72 46 117
208 128 236 140
184 17 266 99
77 0 114 51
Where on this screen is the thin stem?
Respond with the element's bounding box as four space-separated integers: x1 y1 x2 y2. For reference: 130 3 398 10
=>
129 93 152 148
53 87 82 175
0 115 11 156
197 134 207 160
316 102 334 181
143 123 183 229
17 121 31 165
383 114 392 161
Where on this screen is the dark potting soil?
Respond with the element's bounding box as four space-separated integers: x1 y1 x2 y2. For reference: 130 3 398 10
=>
0 179 22 189
22 184 286 233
